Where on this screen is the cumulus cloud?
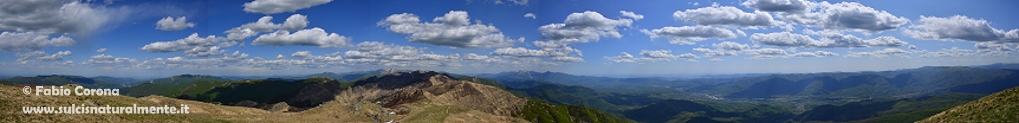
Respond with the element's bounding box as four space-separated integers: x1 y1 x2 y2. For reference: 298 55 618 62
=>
155 16 195 31
491 47 551 57
539 11 633 44
16 51 71 63
908 45 917 50
379 11 522 48
620 10 644 21
85 54 137 65
914 47 975 58
524 13 536 19
605 50 697 63
692 43 742 58
551 56 584 62
904 15 1019 42
673 6 780 27
750 32 906 48
243 0 332 14
741 0 812 13
252 27 352 48
225 14 305 41
777 1 909 32
974 42 1015 56
96 48 107 53
0 0 126 34
691 41 837 59
495 11 638 64
281 14 308 31
140 33 224 52
469 0 528 5
789 51 838 57
37 51 72 61
491 45 583 63
183 46 226 57
640 26 739 45
745 48 788 56
845 48 909 58
342 41 462 66
291 51 312 58
0 32 75 51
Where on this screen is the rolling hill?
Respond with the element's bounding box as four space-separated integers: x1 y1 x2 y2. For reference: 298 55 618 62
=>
2 70 626 122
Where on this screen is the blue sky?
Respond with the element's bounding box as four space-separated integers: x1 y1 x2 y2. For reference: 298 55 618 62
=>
1 0 1018 78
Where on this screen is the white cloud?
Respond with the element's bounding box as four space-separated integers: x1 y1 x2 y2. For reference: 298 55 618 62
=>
790 51 838 57
96 48 107 53
0 32 75 51
552 56 584 62
741 0 812 13
908 45 917 50
223 14 316 43
277 54 284 59
620 10 644 21
252 27 352 48
524 13 536 19
904 15 1019 42
16 50 71 62
291 51 312 58
750 32 906 48
539 11 633 44
342 41 461 66
673 6 780 27
845 48 909 58
745 48 788 56
379 11 521 48
605 52 636 63
778 1 909 32
974 42 1015 56
491 45 584 64
155 16 195 31
86 54 137 65
605 50 698 63
37 51 72 61
469 0 528 5
464 53 489 60
914 47 975 58
140 33 224 52
640 26 739 45
281 14 308 31
692 41 837 59
491 47 550 57
506 0 528 5
713 41 751 51
0 0 126 35
243 0 332 14
183 46 225 57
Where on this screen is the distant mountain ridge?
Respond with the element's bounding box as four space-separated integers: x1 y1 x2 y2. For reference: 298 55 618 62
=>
0 75 138 88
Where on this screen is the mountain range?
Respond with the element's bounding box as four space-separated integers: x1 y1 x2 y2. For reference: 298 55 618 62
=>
3 64 1019 122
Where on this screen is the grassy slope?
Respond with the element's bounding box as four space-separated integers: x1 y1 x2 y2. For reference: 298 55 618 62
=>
919 86 1019 122
515 100 629 123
